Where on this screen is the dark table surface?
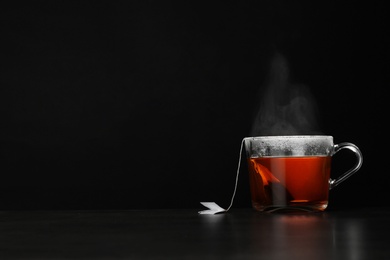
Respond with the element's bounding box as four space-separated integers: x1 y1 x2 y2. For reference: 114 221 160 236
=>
1 206 389 259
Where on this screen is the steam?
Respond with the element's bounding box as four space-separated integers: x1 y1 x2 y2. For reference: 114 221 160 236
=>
251 53 321 136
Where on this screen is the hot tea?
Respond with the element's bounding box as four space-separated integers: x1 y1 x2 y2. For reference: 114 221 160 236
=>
248 156 331 212
199 135 363 215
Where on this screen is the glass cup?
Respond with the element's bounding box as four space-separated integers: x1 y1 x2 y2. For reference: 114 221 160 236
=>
244 135 363 212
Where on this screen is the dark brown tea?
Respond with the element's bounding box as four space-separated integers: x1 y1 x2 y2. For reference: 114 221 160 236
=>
248 156 331 212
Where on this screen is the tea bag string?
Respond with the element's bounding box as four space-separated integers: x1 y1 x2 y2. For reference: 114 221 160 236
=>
198 138 245 215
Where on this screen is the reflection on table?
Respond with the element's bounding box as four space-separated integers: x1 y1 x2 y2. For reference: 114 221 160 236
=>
0 207 389 259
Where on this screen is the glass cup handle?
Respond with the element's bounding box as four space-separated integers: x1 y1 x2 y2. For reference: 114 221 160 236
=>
329 142 363 190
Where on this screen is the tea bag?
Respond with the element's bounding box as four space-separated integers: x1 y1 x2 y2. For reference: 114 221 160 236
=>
198 139 245 215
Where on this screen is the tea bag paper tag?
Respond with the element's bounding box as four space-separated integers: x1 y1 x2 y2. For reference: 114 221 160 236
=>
198 202 226 215
198 138 245 215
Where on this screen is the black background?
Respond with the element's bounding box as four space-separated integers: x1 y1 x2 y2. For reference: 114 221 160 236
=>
1 1 387 210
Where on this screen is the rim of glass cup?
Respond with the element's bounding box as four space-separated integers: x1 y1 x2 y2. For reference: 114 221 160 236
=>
244 135 333 140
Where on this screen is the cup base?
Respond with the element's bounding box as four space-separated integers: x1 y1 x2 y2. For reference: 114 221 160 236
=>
252 201 328 213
